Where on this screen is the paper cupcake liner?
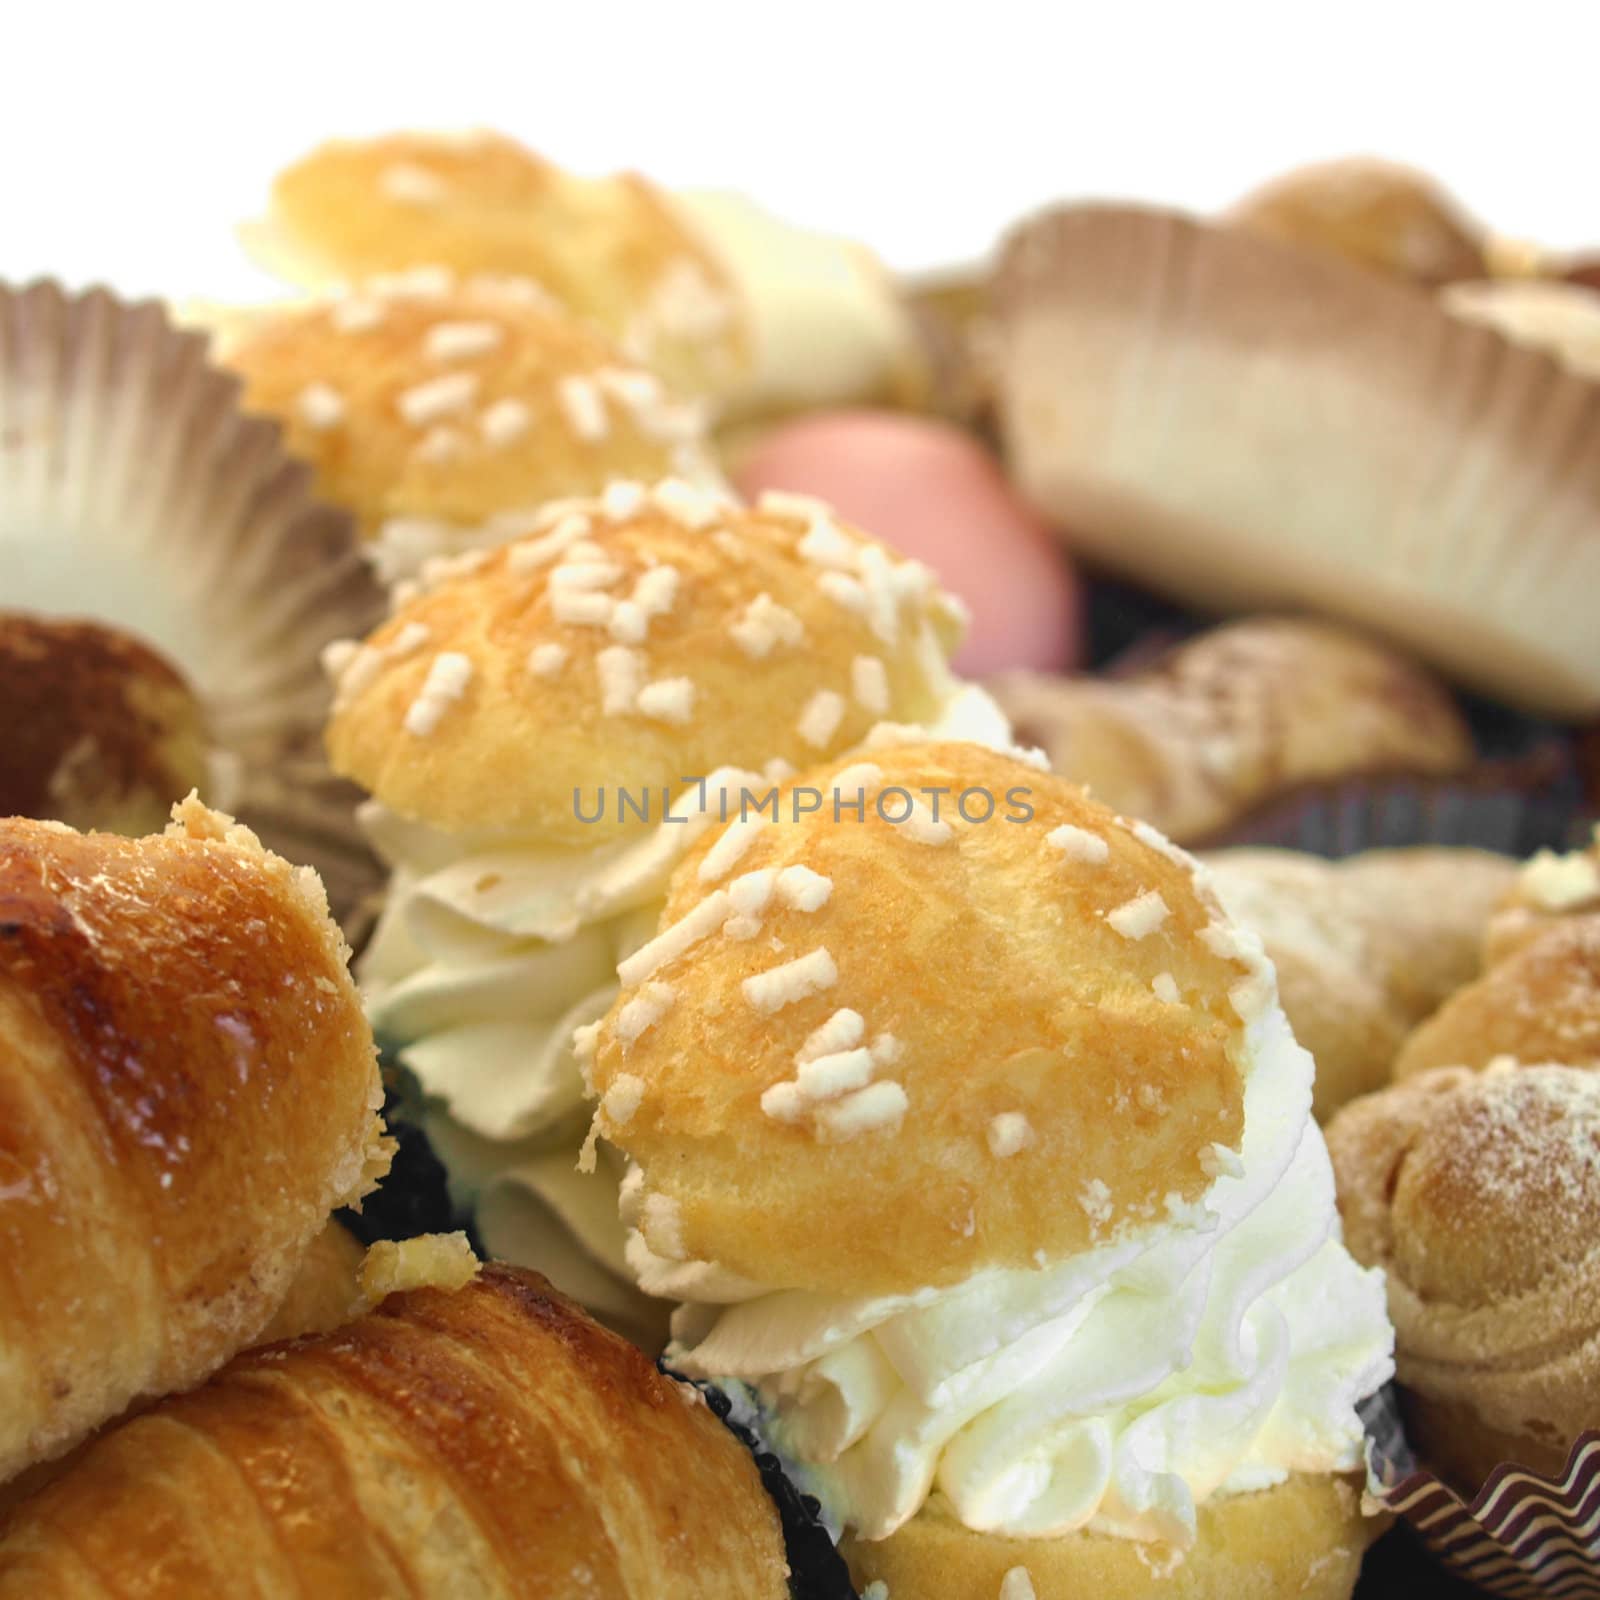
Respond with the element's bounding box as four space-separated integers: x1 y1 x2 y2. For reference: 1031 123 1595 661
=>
1367 1391 1600 1598
1201 750 1590 860
670 1375 859 1600
0 278 385 918
992 203 1600 718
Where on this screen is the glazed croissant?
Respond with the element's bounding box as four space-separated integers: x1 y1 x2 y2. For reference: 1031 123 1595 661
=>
0 1262 790 1599
0 800 390 1484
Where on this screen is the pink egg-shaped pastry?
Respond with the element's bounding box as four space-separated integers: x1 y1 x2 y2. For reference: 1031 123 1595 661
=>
734 410 1082 676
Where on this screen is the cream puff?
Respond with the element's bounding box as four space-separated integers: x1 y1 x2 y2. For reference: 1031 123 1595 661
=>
587 740 1395 1597
248 130 929 421
0 1258 789 1597
0 799 390 1483
1483 825 1600 965
323 485 1009 1337
215 273 717 582
1327 1063 1600 1490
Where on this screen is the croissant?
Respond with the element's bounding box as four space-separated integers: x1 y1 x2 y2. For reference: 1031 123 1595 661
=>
0 1262 790 1599
0 799 389 1484
987 617 1473 845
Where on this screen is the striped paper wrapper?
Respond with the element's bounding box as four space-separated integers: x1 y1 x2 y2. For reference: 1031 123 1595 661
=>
1366 1392 1600 1597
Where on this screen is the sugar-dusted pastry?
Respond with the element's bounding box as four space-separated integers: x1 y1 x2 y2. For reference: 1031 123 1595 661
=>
587 740 1394 1598
1483 825 1600 965
1205 847 1516 1119
0 800 390 1484
215 274 716 582
324 483 1008 1336
248 130 928 421
1228 157 1487 285
1327 1063 1600 1489
988 618 1473 845
0 1260 789 1598
1392 915 1600 1080
0 611 211 835
733 409 1084 677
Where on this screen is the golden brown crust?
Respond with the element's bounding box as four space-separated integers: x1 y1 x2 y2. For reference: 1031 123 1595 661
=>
258 1222 368 1344
259 131 749 399
844 1473 1375 1600
325 492 966 839
0 801 388 1482
1228 157 1486 286
592 742 1256 1297
0 613 209 837
1392 915 1600 1079
1325 1066 1600 1492
0 1265 788 1598
220 278 713 549
1205 846 1515 1119
1483 830 1600 965
988 618 1472 846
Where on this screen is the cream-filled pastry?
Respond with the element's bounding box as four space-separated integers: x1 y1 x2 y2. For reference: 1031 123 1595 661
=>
586 741 1395 1597
1483 825 1600 966
215 273 717 583
250 130 929 421
324 486 1009 1338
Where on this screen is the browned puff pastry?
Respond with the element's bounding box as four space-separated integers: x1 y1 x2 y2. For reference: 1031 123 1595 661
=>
1392 915 1600 1080
0 613 210 837
1483 828 1600 966
988 618 1473 845
1205 847 1515 1119
0 1264 790 1598
0 799 389 1483
1326 1065 1600 1489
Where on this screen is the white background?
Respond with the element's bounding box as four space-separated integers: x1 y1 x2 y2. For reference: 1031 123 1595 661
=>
4 0 1599 300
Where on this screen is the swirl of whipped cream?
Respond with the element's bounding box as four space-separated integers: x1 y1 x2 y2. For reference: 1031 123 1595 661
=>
358 680 1014 1325
639 1001 1395 1545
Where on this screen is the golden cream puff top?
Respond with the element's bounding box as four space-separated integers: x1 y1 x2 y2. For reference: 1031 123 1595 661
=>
323 489 969 840
587 741 1262 1298
256 131 749 398
218 275 715 553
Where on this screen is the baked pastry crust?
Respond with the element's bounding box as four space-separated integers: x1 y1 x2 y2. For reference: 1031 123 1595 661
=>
0 799 388 1482
1205 846 1515 1118
219 278 711 552
1228 156 1486 285
1392 915 1600 1078
1326 1065 1600 1489
591 741 1256 1297
257 131 748 399
325 491 966 840
0 612 209 837
0 1265 789 1598
843 1473 1374 1600
988 618 1472 845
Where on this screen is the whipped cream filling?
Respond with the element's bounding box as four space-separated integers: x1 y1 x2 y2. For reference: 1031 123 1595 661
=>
359 679 1014 1321
641 1004 1394 1546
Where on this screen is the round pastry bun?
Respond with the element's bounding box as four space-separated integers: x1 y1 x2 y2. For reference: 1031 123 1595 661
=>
253 131 749 400
590 740 1267 1298
217 274 715 574
1228 156 1486 285
843 1473 1373 1600
1391 915 1600 1079
0 610 209 836
325 487 969 841
1326 1064 1600 1489
1203 846 1514 1121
